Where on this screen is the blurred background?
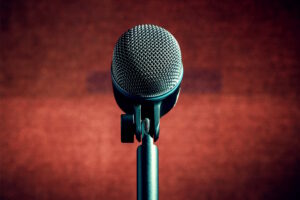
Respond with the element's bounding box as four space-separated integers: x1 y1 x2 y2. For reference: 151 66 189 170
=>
1 0 300 199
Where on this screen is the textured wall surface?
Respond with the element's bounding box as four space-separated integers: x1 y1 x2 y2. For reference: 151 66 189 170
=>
1 0 300 200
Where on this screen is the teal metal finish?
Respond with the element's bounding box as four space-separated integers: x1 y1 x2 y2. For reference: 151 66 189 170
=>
137 134 159 200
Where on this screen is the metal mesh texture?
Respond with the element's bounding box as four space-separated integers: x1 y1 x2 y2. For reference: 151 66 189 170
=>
111 24 183 98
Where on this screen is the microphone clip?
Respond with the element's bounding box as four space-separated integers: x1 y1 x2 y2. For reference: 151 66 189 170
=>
121 104 160 143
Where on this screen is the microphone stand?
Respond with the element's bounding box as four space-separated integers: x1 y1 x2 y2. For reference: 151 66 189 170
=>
137 119 159 200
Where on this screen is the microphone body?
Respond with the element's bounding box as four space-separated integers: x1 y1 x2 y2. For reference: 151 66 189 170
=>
111 24 183 200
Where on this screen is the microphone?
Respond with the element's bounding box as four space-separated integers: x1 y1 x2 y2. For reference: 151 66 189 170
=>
111 24 183 142
111 24 183 200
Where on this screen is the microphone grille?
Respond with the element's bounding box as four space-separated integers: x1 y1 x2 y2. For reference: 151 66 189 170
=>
112 24 183 98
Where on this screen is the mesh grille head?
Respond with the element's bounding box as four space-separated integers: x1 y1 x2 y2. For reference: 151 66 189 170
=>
111 24 183 98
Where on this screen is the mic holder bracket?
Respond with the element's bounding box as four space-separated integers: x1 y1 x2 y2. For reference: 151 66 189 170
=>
121 103 160 143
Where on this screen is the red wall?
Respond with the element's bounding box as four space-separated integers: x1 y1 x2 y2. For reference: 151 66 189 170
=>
1 0 300 199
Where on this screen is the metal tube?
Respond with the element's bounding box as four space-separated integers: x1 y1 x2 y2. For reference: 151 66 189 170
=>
137 134 159 200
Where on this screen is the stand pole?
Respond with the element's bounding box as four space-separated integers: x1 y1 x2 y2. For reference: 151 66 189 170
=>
137 133 159 200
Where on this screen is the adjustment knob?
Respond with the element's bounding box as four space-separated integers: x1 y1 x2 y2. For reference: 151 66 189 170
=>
121 114 135 143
